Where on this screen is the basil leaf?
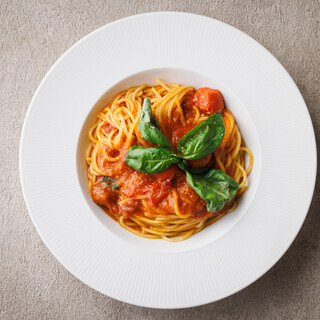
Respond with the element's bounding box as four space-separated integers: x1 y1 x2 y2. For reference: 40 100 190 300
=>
103 176 119 190
186 167 211 174
138 121 173 150
138 99 173 150
140 98 159 127
177 112 225 160
178 159 188 171
185 168 238 212
126 145 179 174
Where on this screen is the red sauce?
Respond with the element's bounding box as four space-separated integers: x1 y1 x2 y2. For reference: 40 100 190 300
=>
119 198 142 216
101 122 115 133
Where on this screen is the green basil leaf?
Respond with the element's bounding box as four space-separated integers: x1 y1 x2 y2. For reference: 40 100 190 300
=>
177 112 225 160
185 168 238 212
125 145 179 174
138 98 173 150
103 176 119 190
138 121 173 150
140 98 159 127
186 167 211 174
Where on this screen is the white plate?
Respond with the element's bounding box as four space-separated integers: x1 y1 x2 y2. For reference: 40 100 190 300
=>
20 12 317 308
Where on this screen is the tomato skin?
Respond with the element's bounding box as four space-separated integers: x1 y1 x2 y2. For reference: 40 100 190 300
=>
153 166 176 181
187 153 212 168
91 182 110 205
91 181 119 214
193 88 224 115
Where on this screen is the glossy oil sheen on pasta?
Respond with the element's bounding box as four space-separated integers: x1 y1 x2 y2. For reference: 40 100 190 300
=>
86 79 253 241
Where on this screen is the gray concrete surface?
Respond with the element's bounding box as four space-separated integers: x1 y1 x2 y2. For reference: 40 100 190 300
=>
1 0 319 319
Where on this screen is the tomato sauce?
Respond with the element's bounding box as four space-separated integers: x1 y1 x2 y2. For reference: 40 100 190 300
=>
101 122 115 133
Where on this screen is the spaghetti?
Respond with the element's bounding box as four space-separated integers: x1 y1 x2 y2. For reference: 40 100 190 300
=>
86 79 253 241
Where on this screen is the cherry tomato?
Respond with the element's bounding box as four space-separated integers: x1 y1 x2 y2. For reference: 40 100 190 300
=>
193 87 224 115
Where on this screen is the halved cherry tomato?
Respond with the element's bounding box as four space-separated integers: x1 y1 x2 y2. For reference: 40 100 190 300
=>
193 87 224 115
187 153 212 168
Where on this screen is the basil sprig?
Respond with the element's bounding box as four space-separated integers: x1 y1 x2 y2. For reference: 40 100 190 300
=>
126 145 180 174
138 99 173 150
177 112 225 160
139 97 159 126
125 98 238 211
185 168 238 212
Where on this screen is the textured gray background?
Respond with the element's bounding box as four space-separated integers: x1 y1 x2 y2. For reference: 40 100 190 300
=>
1 0 319 319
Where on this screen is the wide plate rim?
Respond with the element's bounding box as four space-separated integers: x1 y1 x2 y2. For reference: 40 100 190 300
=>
19 12 317 308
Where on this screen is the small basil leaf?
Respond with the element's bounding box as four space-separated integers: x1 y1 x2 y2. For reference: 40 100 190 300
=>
126 145 179 174
103 176 119 190
138 98 174 150
177 112 225 160
140 98 158 127
185 168 238 212
138 120 173 150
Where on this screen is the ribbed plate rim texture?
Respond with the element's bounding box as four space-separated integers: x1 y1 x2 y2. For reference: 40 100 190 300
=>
19 12 317 308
